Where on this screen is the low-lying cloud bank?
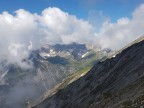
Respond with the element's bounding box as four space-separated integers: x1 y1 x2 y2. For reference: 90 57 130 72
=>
0 4 144 67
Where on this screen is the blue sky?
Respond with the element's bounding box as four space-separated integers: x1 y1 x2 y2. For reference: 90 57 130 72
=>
0 0 143 22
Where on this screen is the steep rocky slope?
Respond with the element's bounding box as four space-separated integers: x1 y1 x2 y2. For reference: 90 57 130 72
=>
34 37 144 108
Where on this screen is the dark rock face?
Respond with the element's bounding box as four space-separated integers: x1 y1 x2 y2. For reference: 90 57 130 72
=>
41 43 88 60
34 40 144 108
54 43 86 52
46 56 69 65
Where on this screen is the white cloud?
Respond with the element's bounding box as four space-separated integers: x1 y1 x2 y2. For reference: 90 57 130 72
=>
1 4 144 67
117 17 129 25
0 7 95 68
96 4 144 50
38 7 95 44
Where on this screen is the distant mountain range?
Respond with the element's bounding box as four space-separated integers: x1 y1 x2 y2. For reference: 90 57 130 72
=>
33 36 144 108
0 43 112 108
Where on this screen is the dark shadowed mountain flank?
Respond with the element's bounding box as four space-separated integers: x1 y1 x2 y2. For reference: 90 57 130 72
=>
33 39 144 108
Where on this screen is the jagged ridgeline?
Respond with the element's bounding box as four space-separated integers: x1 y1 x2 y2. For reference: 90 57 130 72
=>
0 43 111 108
33 36 144 108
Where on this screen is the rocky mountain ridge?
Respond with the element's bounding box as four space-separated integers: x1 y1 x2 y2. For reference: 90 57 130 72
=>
0 43 110 108
34 36 144 108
